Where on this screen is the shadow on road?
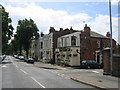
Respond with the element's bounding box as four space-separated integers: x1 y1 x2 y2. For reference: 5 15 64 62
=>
14 59 24 62
39 67 61 70
2 62 12 64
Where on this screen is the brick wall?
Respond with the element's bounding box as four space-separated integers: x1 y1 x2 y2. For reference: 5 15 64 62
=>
102 48 111 74
102 49 120 77
112 54 120 77
80 27 117 61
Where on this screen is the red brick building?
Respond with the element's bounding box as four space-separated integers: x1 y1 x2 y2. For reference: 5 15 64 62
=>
80 24 117 64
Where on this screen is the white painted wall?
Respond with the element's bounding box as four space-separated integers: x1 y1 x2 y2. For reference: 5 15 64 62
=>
39 33 53 62
57 32 81 66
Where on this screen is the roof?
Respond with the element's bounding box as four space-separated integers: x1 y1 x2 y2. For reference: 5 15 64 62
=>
90 31 109 38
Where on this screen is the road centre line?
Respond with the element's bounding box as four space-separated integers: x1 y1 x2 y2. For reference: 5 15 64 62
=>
12 62 19 68
1 65 7 68
15 65 18 68
92 71 99 73
31 77 46 88
20 69 28 74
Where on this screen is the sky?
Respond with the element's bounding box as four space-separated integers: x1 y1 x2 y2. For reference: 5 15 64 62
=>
1 0 119 44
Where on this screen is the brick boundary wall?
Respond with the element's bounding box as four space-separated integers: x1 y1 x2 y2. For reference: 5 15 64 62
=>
112 54 120 78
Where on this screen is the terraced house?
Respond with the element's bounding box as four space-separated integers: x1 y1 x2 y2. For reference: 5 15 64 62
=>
31 27 78 63
55 24 117 66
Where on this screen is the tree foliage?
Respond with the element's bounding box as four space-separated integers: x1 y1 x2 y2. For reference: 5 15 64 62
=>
16 18 38 58
0 5 14 54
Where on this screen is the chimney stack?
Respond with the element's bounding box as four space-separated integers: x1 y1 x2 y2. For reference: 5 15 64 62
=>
106 32 111 38
84 24 90 32
49 27 55 33
60 28 63 31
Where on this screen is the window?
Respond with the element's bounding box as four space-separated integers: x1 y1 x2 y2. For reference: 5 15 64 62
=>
97 41 100 48
103 42 106 48
107 42 110 47
61 38 63 47
40 52 43 59
65 38 67 47
49 39 51 48
40 42 43 49
71 36 77 46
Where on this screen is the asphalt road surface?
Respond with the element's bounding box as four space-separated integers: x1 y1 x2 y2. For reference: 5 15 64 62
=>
1 56 100 89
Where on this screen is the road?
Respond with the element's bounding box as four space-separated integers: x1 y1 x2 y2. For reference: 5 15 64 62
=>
1 56 100 89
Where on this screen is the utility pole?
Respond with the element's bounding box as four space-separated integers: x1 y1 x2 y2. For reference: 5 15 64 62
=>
109 0 113 74
0 4 2 55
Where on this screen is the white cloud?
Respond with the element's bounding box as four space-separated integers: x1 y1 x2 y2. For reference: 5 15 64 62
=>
111 0 119 5
2 0 119 4
88 14 118 42
2 3 118 42
3 3 92 31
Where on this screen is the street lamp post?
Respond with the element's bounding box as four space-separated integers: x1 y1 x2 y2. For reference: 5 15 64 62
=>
109 0 113 74
0 4 2 55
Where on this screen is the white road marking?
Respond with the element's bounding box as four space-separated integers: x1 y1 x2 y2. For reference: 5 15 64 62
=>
64 77 70 79
57 73 60 76
31 77 45 88
15 65 18 68
25 63 29 65
12 62 18 68
20 69 28 74
2 65 7 68
92 71 100 73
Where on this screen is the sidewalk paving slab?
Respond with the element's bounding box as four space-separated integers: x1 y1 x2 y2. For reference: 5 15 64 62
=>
34 62 66 70
34 61 119 90
71 75 119 90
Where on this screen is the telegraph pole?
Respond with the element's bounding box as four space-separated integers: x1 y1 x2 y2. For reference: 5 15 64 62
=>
0 4 2 55
109 0 113 74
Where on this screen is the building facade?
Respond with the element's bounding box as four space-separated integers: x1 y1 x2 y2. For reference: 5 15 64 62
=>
39 27 79 64
30 38 40 61
39 32 53 63
30 27 78 63
55 24 117 66
56 32 81 66
80 24 116 64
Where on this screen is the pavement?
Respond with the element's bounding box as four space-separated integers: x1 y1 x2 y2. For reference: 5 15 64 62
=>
34 61 67 70
34 61 119 90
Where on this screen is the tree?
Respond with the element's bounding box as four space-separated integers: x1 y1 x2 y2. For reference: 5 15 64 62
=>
0 5 14 54
10 37 18 55
16 18 38 58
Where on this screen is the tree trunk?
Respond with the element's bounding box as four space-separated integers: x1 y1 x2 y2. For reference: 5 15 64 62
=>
19 47 22 55
26 49 29 59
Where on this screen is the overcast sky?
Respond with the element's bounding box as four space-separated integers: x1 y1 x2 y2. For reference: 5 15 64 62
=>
1 0 119 43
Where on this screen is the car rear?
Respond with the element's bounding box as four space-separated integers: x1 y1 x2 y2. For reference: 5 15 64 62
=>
27 58 34 64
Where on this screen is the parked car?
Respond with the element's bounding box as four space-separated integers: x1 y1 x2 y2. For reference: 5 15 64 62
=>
14 55 18 58
0 55 6 61
24 57 28 62
3 55 6 60
80 60 102 69
18 56 24 60
0 55 3 61
14 55 19 59
26 58 34 64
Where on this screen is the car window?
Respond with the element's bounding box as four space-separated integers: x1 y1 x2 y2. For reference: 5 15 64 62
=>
82 61 86 63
